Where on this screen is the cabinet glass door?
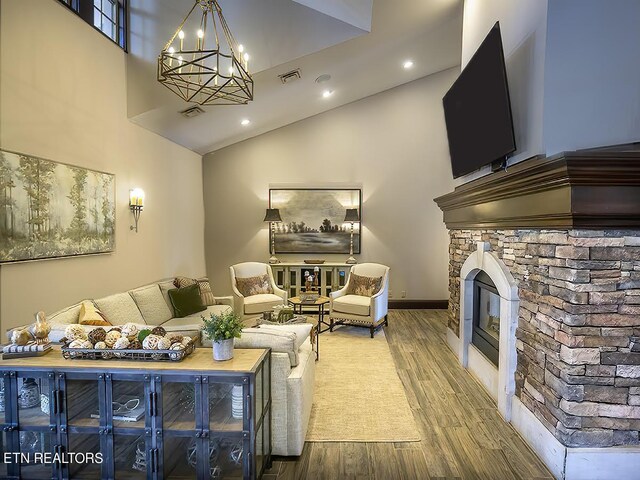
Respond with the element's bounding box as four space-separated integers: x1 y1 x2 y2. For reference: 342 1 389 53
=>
207 381 244 433
160 379 197 431
113 433 148 479
162 434 201 479
16 373 53 428
63 376 101 428
66 432 103 479
110 377 148 431
208 436 245 479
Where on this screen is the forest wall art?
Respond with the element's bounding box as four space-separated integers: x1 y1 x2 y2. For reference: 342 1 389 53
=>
269 188 361 254
0 150 115 263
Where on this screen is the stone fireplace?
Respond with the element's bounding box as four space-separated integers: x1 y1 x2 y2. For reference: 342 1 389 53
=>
436 148 640 479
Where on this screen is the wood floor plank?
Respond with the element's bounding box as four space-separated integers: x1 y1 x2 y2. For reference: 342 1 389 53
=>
272 310 553 480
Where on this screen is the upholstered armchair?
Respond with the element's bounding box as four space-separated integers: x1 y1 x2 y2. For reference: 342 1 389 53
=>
230 262 287 324
329 263 390 338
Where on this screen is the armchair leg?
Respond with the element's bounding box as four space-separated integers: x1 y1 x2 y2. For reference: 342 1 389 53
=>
370 325 374 338
385 314 389 327
330 318 334 332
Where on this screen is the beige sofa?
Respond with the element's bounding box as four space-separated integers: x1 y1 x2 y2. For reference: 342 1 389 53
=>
9 278 316 457
7 279 233 343
203 322 316 456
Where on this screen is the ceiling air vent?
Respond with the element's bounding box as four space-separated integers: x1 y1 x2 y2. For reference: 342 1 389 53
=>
278 69 302 84
180 105 205 118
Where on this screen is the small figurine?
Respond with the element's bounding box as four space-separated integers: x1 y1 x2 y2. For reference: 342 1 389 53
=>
33 311 51 345
11 328 32 346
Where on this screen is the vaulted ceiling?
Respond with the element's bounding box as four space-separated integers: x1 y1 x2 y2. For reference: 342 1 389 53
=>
127 0 463 154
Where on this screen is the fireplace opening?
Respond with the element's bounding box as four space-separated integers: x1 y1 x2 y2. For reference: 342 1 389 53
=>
472 270 500 367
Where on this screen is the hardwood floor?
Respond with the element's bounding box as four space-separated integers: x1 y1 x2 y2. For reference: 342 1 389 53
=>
263 310 553 480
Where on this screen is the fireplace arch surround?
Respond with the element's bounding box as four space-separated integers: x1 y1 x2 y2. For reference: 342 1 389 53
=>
459 241 519 421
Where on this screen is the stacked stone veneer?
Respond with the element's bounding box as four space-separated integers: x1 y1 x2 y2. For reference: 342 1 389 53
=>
448 229 640 447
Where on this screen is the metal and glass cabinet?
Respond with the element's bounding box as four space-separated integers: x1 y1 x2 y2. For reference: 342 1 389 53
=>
0 347 271 479
272 262 351 298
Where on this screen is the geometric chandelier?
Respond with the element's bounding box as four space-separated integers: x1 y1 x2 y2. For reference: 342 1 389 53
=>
157 0 254 106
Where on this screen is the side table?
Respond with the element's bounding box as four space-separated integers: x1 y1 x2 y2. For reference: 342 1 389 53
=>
288 296 330 360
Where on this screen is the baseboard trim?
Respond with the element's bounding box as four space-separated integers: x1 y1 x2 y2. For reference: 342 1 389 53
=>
389 299 448 309
446 328 459 355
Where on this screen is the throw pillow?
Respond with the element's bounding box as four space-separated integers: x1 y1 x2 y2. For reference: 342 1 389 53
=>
346 273 383 297
174 276 216 306
235 274 273 297
168 284 206 318
78 301 111 326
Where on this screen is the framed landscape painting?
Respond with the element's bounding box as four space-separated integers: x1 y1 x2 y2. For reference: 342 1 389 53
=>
269 188 361 254
0 149 116 263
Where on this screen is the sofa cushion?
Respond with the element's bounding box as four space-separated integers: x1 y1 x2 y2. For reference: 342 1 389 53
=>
130 285 173 325
94 293 146 326
48 302 83 326
158 280 177 315
244 294 283 314
332 295 371 316
236 274 273 297
168 284 206 318
235 327 299 366
175 276 216 306
78 301 110 326
258 323 312 352
346 273 383 297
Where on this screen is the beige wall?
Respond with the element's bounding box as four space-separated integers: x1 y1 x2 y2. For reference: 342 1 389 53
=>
203 68 457 300
0 0 206 330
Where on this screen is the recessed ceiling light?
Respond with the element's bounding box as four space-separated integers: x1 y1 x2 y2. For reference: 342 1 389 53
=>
316 74 332 84
403 60 414 69
241 119 250 126
322 90 334 98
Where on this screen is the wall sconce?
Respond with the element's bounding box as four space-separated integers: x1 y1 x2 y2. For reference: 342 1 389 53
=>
264 208 283 264
129 188 145 233
344 208 360 264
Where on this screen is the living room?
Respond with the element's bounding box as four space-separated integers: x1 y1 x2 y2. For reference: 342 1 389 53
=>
1 0 640 479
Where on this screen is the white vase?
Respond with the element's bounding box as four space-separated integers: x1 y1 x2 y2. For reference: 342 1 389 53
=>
212 338 234 361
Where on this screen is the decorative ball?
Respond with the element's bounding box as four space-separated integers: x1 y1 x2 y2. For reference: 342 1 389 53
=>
69 339 92 349
65 324 88 342
157 337 172 350
181 336 192 347
165 333 183 344
138 329 152 342
94 341 107 350
109 327 122 333
102 351 114 360
121 323 139 340
113 337 130 350
169 342 185 361
142 334 161 350
151 326 166 337
88 327 107 345
104 330 121 348
129 340 142 350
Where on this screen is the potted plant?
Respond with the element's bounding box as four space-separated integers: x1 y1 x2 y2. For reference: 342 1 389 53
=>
202 311 243 361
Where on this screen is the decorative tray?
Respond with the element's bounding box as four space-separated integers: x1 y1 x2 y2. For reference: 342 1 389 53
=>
61 340 196 362
304 259 325 264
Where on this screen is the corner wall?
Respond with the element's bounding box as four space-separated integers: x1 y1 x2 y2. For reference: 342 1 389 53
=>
0 0 206 330
202 68 458 300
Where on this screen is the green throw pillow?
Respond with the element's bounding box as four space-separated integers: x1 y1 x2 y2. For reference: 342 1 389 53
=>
168 284 206 318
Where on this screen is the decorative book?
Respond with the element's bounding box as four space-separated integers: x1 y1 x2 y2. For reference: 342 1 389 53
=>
2 342 52 359
91 395 145 422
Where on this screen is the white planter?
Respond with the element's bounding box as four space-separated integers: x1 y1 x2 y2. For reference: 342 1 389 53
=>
212 338 234 361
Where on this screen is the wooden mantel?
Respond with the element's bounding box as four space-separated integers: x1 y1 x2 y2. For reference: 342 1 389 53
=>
434 147 640 229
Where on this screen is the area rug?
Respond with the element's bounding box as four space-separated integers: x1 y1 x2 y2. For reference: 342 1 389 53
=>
305 325 421 442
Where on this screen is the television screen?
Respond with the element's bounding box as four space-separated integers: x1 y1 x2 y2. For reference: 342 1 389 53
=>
443 22 516 178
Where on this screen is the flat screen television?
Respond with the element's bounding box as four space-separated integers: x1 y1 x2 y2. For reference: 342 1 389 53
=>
443 22 516 178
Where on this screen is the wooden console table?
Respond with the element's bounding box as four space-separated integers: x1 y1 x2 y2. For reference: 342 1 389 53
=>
272 262 351 298
0 347 271 479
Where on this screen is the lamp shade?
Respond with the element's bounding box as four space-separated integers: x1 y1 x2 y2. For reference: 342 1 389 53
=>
264 208 282 223
344 208 360 223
